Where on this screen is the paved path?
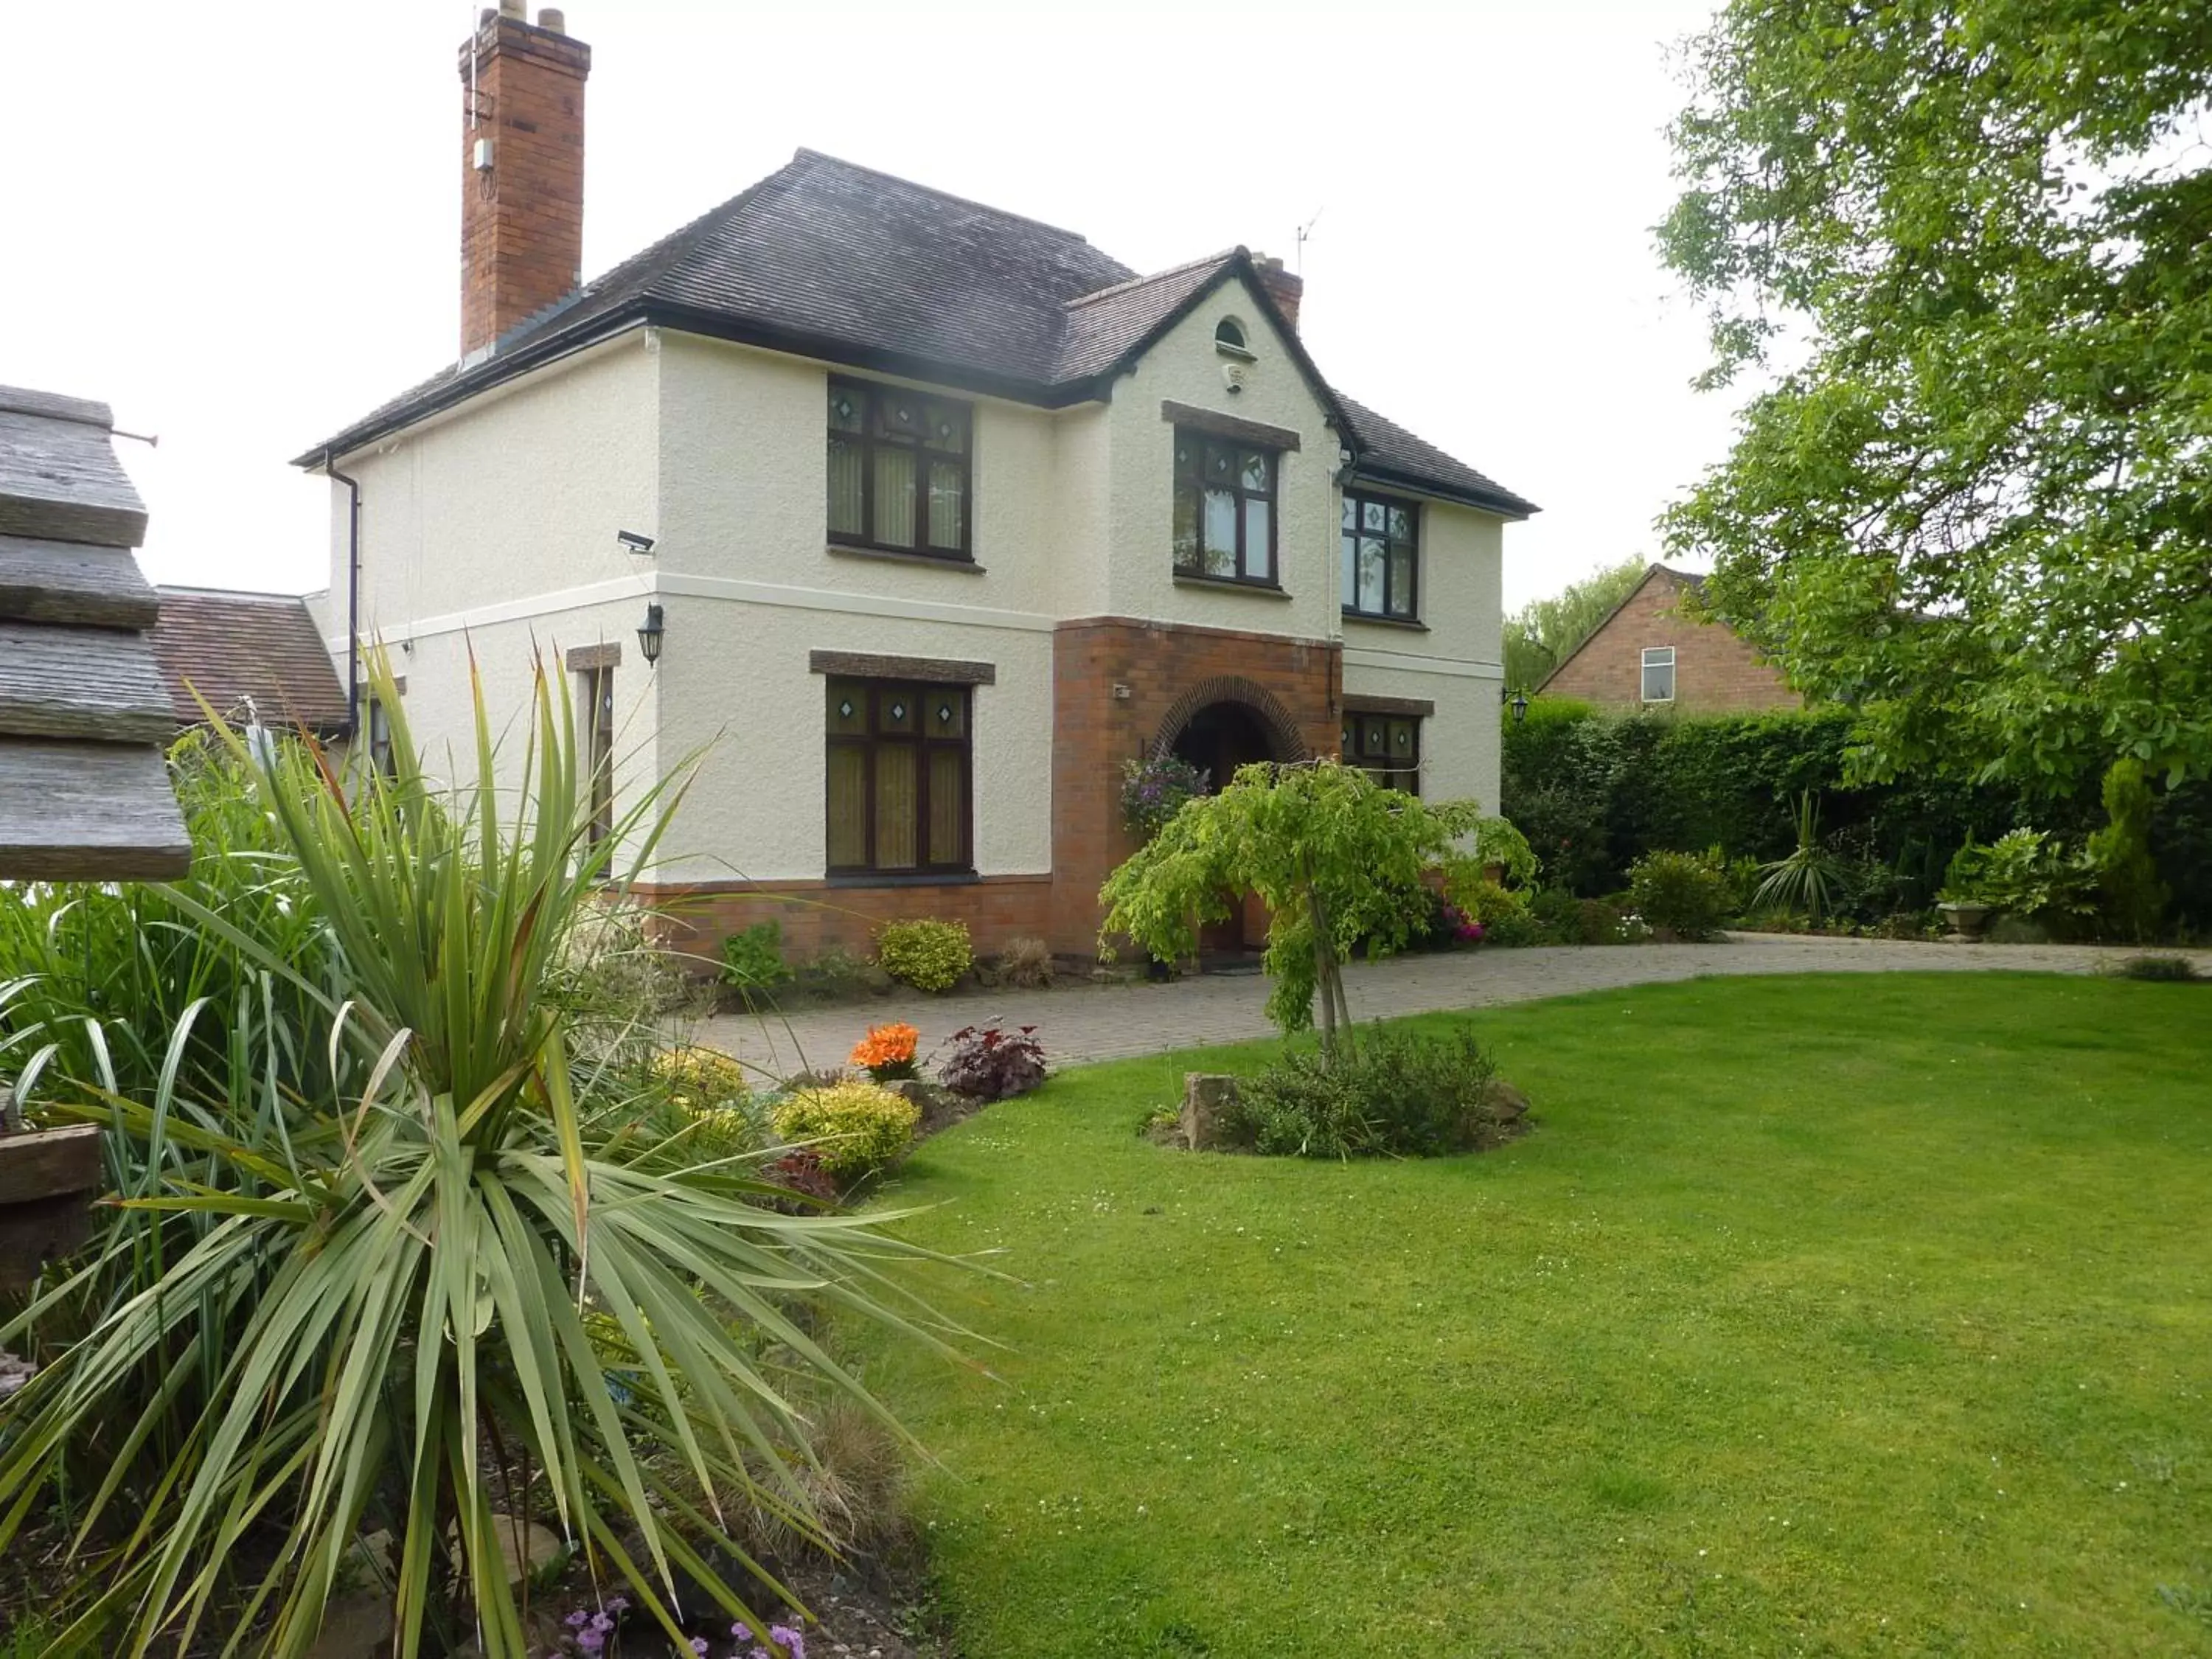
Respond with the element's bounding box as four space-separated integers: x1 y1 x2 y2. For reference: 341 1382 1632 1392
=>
686 936 2210 1078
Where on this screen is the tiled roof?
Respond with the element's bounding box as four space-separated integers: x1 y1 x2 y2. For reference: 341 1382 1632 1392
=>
299 150 1534 516
1052 253 1236 383
1338 395 1538 519
150 588 349 734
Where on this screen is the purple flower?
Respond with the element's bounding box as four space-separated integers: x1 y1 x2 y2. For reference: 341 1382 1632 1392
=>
690 1641 710 1657
771 1627 807 1659
566 1611 591 1630
575 1629 605 1654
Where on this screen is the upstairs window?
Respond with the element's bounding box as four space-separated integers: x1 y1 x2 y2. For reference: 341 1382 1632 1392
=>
825 678 973 876
1641 646 1676 704
1213 317 1253 358
827 379 972 560
1340 491 1419 620
1343 712 1421 794
1172 429 1278 586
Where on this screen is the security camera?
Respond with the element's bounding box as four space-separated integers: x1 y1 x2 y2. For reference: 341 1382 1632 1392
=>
616 529 656 556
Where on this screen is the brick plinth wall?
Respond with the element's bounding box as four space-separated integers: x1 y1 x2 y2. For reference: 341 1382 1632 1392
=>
1540 566 1801 715
641 874 1054 971
1048 616 1341 956
459 13 590 361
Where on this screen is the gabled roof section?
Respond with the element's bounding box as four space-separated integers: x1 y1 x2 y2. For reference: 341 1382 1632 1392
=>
294 151 1534 516
1052 252 1236 383
1534 563 1700 695
150 587 351 736
1338 395 1539 519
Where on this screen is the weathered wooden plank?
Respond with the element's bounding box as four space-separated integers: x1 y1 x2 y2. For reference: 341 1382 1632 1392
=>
0 1194 97 1293
0 620 175 743
0 406 149 548
0 737 190 879
0 536 161 629
0 1125 102 1206
0 386 112 428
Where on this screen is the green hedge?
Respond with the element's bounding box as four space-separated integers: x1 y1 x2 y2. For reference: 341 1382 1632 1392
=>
1500 703 2212 930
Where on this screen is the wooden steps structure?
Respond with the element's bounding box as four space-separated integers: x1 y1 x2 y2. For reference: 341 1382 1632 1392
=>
0 382 189 1292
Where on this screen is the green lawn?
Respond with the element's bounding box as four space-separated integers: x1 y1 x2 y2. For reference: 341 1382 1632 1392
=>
863 974 2212 1657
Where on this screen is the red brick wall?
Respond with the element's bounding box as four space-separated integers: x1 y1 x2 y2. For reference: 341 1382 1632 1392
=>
459 15 589 359
1541 568 1799 715
1048 616 1340 956
640 874 1054 971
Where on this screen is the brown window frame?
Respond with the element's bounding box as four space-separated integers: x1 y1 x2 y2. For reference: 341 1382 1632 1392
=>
1341 490 1420 621
1172 426 1280 588
824 678 974 877
580 665 615 846
827 377 974 562
1342 710 1421 795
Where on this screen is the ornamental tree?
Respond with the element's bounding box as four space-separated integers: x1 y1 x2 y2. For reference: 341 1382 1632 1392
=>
1097 760 1523 1048
1660 0 2212 790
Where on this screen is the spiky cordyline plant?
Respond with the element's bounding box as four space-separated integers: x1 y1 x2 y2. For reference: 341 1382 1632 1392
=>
0 655 975 1657
1753 790 1848 924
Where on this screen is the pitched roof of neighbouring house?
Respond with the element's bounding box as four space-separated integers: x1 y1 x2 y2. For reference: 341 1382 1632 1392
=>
0 385 190 880
150 587 350 735
1534 563 1709 694
298 150 1535 517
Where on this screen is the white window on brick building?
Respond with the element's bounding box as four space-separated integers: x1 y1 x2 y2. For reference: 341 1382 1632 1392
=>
1641 646 1676 703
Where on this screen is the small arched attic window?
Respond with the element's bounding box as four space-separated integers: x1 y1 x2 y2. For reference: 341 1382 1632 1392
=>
1214 317 1254 358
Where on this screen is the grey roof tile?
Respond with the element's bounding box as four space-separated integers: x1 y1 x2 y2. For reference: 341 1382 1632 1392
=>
299 153 1532 515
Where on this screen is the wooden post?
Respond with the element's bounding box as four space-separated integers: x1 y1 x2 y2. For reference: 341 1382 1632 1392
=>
0 1124 102 1295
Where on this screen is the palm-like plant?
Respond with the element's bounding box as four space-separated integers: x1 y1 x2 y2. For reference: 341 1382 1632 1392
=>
1753 790 1848 924
0 657 971 1656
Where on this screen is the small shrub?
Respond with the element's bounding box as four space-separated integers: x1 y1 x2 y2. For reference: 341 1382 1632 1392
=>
1627 850 1732 940
771 1079 920 1181
720 919 795 992
650 1044 751 1110
1869 910 1935 940
1576 897 1627 945
2112 953 2199 982
995 935 1057 987
2089 758 2169 941
1231 1023 1505 1159
801 945 875 999
1942 827 2099 927
849 1021 920 1081
938 1021 1048 1099
762 1147 841 1211
875 918 973 992
1454 879 1527 935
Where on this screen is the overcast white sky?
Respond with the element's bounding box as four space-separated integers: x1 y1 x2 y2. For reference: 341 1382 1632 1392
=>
1 0 1736 611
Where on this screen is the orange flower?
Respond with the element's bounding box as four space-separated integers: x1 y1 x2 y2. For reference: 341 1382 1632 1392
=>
849 1023 919 1070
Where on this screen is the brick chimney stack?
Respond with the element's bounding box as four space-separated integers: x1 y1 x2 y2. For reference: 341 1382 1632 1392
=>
1253 254 1304 334
458 4 591 363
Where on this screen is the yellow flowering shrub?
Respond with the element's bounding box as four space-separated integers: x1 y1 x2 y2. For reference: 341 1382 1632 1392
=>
650 1045 751 1111
771 1080 919 1182
874 919 973 992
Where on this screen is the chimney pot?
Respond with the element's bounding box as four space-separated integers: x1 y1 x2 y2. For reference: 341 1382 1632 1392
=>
498 0 524 17
1250 252 1304 335
538 7 566 29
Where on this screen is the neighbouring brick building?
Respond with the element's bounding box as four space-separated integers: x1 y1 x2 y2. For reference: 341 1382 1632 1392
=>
1538 565 1799 717
296 5 1537 963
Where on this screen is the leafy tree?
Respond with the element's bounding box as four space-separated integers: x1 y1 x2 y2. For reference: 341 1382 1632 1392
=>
1660 0 2212 789
2087 757 2168 940
1097 762 1497 1048
1503 557 1650 692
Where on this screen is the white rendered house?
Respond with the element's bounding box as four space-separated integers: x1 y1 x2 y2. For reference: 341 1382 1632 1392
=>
299 6 1537 961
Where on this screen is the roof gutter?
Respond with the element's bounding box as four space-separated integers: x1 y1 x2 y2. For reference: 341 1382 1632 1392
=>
324 448 362 737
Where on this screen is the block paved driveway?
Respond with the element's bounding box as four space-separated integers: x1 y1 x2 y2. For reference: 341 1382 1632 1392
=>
685 934 2210 1079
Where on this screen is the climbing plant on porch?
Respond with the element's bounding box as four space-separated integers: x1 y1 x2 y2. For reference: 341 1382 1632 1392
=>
1098 760 1499 1048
